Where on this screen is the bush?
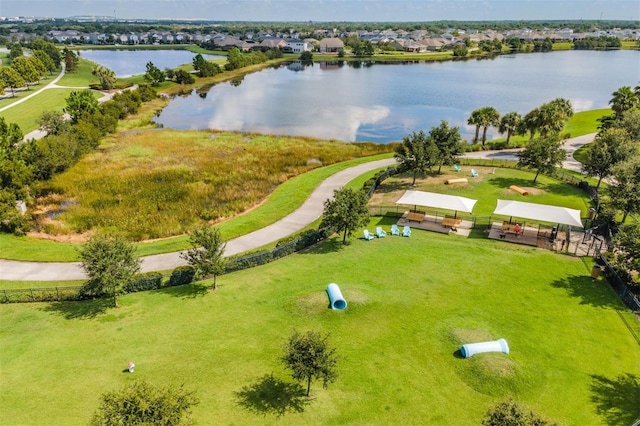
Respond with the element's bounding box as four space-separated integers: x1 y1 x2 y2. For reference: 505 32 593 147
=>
168 265 196 287
124 272 163 293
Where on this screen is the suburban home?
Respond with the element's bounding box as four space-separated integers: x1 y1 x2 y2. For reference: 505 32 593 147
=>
282 38 313 53
319 37 344 53
255 37 287 51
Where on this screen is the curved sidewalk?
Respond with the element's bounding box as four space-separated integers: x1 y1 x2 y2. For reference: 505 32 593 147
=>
0 158 396 281
0 133 595 282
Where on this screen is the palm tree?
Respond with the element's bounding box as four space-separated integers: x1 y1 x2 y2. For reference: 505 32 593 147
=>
538 98 573 138
498 111 522 145
467 109 483 144
519 108 541 140
610 86 639 120
478 106 500 148
92 65 116 90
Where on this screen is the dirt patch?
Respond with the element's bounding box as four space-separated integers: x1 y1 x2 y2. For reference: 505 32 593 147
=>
519 187 544 195
26 230 93 243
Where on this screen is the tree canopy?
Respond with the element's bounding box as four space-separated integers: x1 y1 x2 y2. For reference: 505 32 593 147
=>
517 137 566 183
394 130 439 185
281 330 338 397
90 380 198 426
180 226 227 289
79 235 141 307
321 187 370 244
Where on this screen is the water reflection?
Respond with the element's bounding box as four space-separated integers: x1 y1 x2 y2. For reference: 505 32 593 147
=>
155 50 639 143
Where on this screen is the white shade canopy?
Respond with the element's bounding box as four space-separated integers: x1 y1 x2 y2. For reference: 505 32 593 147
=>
395 190 477 213
493 199 583 228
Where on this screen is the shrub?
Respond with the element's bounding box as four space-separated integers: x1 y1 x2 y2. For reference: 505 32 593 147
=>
168 265 196 287
124 272 163 293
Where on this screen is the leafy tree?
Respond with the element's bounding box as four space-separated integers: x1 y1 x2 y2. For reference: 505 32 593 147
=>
192 53 219 77
10 56 42 89
79 235 141 308
300 51 313 62
92 65 117 90
609 221 640 288
38 110 70 136
394 130 439 185
180 226 227 289
517 137 566 183
499 111 522 145
0 67 26 97
609 155 640 223
63 47 79 72
429 120 464 173
90 380 198 426
144 61 165 86
582 128 632 189
65 90 99 123
610 85 639 120
483 398 554 426
174 69 195 84
8 43 23 59
32 38 61 67
281 330 338 397
320 187 370 244
353 40 374 56
452 45 468 57
33 50 56 74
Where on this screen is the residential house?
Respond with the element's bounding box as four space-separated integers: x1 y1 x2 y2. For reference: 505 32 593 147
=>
319 37 344 53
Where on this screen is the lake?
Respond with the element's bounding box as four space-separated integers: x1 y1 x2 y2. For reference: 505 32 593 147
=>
153 50 639 143
79 49 224 78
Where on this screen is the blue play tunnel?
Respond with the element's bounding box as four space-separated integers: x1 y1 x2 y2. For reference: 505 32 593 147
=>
461 338 509 358
326 283 347 310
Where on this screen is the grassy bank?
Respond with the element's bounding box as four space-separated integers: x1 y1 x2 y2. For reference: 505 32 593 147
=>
1 230 638 424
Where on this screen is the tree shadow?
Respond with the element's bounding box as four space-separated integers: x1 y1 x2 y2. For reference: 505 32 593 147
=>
590 373 640 426
488 176 538 190
374 180 409 194
549 275 622 309
156 282 209 299
40 298 112 320
234 374 310 417
298 237 345 255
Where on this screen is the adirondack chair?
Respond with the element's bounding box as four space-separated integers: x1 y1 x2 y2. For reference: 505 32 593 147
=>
453 164 461 172
376 226 387 238
471 168 479 177
363 229 375 240
402 226 411 237
390 224 400 236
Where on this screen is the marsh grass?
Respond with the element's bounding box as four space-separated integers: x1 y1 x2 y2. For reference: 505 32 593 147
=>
36 129 393 240
0 229 638 424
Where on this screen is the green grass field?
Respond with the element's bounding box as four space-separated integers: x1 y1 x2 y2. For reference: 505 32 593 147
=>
1 229 638 425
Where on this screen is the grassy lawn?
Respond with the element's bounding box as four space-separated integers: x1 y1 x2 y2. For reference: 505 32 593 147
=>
0 88 103 133
1 230 638 425
564 108 610 137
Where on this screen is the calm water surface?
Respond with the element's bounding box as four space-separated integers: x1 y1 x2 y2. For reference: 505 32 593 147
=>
154 50 639 143
80 49 224 77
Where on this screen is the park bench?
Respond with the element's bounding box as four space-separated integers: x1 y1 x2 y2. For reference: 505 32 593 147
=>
501 221 524 237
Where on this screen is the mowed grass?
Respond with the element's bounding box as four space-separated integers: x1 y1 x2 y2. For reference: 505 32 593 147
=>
1 230 638 425
0 88 103 133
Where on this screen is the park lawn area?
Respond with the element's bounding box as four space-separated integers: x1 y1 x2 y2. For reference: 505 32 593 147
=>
0 154 393 263
1 230 638 425
0 88 103 133
56 57 102 87
564 108 610 137
371 166 591 220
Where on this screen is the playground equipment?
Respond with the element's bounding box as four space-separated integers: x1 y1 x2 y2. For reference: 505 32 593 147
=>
509 185 529 195
460 338 509 358
326 283 347 310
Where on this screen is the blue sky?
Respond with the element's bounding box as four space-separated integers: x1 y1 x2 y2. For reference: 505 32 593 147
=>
2 0 638 21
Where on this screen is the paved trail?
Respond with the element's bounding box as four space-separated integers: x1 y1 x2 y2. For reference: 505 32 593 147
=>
0 134 595 281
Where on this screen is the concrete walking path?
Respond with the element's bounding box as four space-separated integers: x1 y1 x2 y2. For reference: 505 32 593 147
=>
0 133 595 282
